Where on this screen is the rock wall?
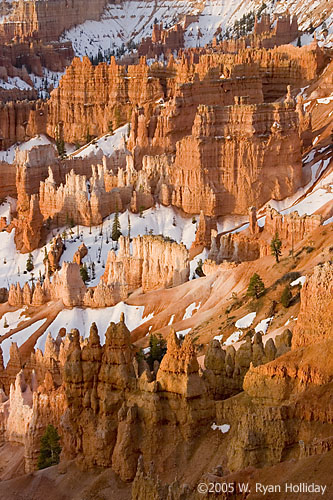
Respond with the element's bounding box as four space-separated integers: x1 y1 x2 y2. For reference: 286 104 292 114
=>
264 205 322 246
47 56 165 143
292 262 333 349
208 205 322 263
0 0 108 43
102 234 190 293
39 165 123 226
204 330 292 399
0 40 73 80
138 23 185 59
0 100 47 150
167 99 303 216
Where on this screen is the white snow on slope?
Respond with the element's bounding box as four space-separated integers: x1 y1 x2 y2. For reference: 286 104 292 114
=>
235 312 256 329
35 303 153 352
60 0 194 58
0 308 27 332
0 134 55 164
182 302 200 320
223 330 242 345
168 314 175 325
184 0 255 47
323 216 333 226
0 201 199 290
71 124 129 158
1 319 47 367
176 328 191 338
290 276 306 286
29 68 65 99
0 76 32 91
255 317 273 334
263 155 333 217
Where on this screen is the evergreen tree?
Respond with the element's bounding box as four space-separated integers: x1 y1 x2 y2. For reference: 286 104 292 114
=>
91 262 96 280
297 36 302 47
127 213 131 240
247 273 265 299
146 333 167 369
112 208 122 241
37 425 61 470
281 286 292 308
26 253 34 272
3 316 8 328
55 125 65 159
80 263 89 283
271 232 282 263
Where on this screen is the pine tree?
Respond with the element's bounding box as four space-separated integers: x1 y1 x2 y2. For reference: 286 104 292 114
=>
3 316 8 328
247 273 265 299
281 286 292 308
127 213 131 240
37 425 61 470
26 253 34 272
297 36 302 47
271 232 282 263
80 263 89 283
112 208 122 241
55 125 66 159
146 333 167 370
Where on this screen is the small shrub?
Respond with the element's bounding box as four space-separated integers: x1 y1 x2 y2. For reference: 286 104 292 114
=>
281 286 292 308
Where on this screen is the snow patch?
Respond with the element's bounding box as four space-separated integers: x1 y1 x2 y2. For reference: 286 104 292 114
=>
255 317 273 334
176 328 191 338
35 302 152 351
235 312 257 329
1 318 47 367
223 330 242 345
211 423 230 434
290 276 306 287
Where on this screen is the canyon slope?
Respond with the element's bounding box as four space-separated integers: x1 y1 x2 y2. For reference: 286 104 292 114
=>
0 1 332 499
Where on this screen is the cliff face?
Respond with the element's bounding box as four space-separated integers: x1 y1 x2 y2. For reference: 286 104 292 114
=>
170 100 302 216
46 43 322 146
39 165 123 226
292 262 333 349
0 100 47 150
0 40 73 79
102 235 189 293
0 0 108 43
133 98 303 217
47 56 164 143
207 205 322 264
